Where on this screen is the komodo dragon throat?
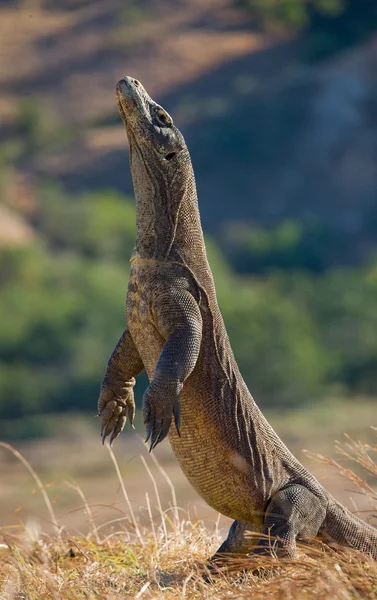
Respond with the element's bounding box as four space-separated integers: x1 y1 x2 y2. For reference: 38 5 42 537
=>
98 76 377 560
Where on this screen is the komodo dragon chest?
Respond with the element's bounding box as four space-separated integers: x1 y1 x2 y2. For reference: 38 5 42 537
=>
126 259 291 526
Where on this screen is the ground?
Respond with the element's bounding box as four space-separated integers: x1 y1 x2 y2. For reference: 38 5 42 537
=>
0 411 376 599
1 523 377 599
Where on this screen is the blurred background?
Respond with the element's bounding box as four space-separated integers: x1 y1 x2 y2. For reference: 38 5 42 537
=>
0 0 376 535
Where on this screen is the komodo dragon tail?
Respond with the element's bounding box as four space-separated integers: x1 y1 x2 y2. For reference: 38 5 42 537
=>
324 500 377 558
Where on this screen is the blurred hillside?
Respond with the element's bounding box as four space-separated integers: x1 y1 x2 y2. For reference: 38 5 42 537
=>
1 0 377 430
1 0 377 249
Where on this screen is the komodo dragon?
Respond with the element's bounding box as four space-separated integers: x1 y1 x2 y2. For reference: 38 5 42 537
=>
98 76 377 560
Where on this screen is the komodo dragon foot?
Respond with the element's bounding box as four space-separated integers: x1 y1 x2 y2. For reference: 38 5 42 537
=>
98 382 136 446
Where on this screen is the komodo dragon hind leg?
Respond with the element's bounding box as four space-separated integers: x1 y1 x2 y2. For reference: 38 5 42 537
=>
211 485 326 566
254 485 327 558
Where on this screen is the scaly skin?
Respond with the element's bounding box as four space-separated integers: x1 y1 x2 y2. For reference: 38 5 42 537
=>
98 76 377 560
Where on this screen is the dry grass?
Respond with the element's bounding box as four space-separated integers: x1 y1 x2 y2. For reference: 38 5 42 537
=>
0 435 376 600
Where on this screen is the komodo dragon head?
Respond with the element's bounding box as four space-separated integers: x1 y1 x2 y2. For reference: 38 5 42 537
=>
116 76 201 261
116 76 187 166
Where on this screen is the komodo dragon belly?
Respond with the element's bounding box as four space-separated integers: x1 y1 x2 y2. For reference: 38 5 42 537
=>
127 265 266 527
131 324 264 526
168 381 265 528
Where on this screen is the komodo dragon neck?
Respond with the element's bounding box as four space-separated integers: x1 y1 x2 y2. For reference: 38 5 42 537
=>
123 97 208 273
132 144 205 264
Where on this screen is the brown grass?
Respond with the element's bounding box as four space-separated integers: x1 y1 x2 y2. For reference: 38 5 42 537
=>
0 435 376 600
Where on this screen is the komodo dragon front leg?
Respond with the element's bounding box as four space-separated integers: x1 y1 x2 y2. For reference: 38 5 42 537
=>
99 329 144 445
143 287 203 450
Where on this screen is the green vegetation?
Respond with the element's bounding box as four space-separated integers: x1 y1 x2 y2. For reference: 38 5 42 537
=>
235 0 377 60
235 0 344 31
220 220 377 402
14 97 77 154
0 184 133 419
219 219 351 274
1 167 377 422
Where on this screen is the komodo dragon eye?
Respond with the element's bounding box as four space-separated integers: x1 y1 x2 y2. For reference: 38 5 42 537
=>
155 108 173 128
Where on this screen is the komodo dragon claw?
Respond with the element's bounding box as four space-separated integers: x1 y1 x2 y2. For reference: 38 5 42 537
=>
143 385 181 451
98 386 135 446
